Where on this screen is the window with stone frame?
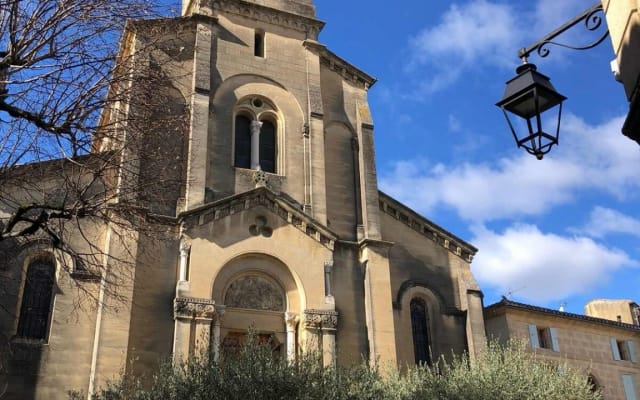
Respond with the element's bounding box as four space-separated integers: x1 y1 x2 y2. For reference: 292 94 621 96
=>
528 324 560 351
611 337 637 363
233 97 278 173
254 29 265 58
410 297 432 366
16 255 56 341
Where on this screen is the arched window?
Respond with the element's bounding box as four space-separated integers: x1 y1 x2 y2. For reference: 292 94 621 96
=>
260 120 276 173
233 97 279 173
410 298 431 365
17 256 56 340
234 115 252 169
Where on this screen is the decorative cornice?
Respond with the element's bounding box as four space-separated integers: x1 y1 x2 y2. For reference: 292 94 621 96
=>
181 187 337 250
174 297 217 320
486 298 640 333
304 309 338 331
304 41 377 90
378 191 477 263
210 0 325 40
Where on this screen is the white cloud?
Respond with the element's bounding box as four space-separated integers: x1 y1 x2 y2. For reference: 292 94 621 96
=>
577 206 640 238
405 0 601 93
533 0 591 38
379 114 640 222
471 224 636 303
407 0 520 93
448 114 462 133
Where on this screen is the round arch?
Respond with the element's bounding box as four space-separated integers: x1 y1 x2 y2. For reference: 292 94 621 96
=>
211 252 303 312
211 74 306 176
10 239 70 341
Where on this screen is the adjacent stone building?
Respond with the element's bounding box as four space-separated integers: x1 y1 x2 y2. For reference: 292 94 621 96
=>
485 298 640 400
0 0 486 398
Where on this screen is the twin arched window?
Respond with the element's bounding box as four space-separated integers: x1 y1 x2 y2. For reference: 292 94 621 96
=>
17 256 56 340
234 98 278 173
410 297 432 365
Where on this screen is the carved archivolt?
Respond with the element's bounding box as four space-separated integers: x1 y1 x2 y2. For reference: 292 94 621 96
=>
304 309 338 331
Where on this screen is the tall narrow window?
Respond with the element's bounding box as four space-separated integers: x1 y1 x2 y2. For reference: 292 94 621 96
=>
234 115 251 169
254 31 265 58
17 256 56 340
410 298 431 365
260 120 276 173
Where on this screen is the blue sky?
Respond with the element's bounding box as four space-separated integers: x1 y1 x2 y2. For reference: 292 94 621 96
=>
315 0 639 314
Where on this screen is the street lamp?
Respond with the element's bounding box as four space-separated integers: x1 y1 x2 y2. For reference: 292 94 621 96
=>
496 62 565 160
497 2 609 160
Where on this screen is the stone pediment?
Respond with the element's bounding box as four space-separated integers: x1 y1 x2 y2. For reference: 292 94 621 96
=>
180 187 337 250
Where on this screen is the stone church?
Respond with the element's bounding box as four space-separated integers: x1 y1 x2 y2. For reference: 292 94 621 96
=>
0 0 486 398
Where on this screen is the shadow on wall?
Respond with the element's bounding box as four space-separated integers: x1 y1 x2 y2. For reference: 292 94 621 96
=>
620 21 640 143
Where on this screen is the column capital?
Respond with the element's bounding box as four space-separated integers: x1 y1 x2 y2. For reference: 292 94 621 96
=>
174 297 217 321
179 236 192 255
284 312 300 331
324 260 333 273
304 309 338 331
214 305 226 323
250 119 263 132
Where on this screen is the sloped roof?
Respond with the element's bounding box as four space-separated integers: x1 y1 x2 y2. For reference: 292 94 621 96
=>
485 298 640 333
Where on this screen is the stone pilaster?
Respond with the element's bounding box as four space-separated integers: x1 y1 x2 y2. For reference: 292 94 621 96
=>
173 297 217 362
184 17 214 209
212 305 226 362
304 309 338 366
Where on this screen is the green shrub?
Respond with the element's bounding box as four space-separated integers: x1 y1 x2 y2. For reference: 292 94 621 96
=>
71 340 600 400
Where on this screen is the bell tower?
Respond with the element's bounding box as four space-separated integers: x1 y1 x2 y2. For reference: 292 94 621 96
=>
182 0 317 18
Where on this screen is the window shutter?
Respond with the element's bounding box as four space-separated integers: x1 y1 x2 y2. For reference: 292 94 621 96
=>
528 324 539 348
623 375 638 400
611 337 622 361
549 327 560 352
627 341 637 363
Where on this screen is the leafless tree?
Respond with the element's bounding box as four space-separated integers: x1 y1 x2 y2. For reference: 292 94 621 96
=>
0 0 192 312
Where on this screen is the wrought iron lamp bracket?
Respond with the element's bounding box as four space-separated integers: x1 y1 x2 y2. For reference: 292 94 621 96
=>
518 2 609 63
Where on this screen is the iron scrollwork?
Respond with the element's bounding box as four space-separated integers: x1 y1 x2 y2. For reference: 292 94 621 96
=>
518 2 609 62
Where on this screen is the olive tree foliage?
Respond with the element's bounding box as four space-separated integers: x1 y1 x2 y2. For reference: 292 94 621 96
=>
73 341 601 400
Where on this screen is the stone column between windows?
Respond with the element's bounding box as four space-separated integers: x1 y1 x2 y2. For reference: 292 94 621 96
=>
250 120 263 170
284 312 299 362
177 238 191 296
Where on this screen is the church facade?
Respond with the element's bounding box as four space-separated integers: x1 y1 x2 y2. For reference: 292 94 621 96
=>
0 0 486 398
